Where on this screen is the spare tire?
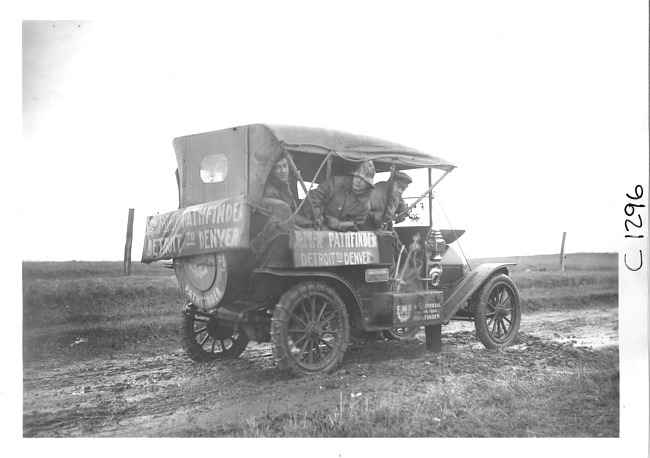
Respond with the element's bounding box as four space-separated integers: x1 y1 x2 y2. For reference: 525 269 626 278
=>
173 253 228 312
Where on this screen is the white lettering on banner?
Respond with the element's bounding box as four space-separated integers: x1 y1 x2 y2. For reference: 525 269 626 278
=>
293 230 380 267
294 231 325 249
147 234 184 257
184 232 196 247
299 250 374 267
146 227 242 258
296 231 377 249
343 252 372 265
327 231 377 249
158 195 246 231
198 227 240 250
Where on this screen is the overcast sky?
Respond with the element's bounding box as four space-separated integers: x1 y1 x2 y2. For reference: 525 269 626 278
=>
20 2 648 261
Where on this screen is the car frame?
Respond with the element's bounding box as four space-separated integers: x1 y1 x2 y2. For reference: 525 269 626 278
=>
142 124 521 376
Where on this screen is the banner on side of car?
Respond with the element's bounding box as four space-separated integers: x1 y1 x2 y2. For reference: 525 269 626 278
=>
291 230 381 268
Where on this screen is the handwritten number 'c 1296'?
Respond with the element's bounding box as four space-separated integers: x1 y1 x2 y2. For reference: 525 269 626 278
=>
624 185 644 271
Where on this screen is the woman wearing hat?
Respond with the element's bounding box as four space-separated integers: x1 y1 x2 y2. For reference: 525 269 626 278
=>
299 160 376 231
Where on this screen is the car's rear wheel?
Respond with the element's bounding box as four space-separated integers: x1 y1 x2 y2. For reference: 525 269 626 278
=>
180 304 249 361
271 281 349 376
473 274 521 349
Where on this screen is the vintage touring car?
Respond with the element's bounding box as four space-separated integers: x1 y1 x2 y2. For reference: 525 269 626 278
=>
142 124 521 376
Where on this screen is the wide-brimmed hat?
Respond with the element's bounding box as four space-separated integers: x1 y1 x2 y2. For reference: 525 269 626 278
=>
352 160 376 187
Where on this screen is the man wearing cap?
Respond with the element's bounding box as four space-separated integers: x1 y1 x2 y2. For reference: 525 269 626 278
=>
298 160 376 231
366 171 413 229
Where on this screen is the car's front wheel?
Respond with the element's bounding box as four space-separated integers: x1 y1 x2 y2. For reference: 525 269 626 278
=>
383 326 421 340
473 274 521 349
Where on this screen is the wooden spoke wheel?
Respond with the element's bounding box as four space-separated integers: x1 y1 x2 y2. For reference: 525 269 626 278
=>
180 304 249 361
474 274 521 349
271 282 349 376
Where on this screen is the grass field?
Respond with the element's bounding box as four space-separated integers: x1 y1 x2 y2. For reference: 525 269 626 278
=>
22 253 618 362
22 261 183 361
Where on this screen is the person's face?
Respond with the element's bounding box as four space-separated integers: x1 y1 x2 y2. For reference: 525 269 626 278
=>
272 158 290 184
352 175 370 193
392 182 408 199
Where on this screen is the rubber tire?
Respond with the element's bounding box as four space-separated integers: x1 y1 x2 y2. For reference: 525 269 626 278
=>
383 326 421 340
180 305 249 362
474 274 521 349
173 253 228 313
271 281 350 377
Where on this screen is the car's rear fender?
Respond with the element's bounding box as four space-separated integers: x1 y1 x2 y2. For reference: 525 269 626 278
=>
442 263 515 321
251 269 366 332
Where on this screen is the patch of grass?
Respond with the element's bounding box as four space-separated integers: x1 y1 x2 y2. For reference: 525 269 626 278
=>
22 261 173 280
22 266 183 362
511 270 617 311
511 270 617 289
468 255 618 310
23 276 182 327
218 348 619 438
469 252 617 273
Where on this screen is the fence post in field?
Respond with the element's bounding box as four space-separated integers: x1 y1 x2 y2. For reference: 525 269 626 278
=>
560 231 567 272
124 208 135 276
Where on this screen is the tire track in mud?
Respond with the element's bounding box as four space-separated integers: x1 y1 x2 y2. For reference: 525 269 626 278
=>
23 345 283 437
23 307 618 437
24 353 195 437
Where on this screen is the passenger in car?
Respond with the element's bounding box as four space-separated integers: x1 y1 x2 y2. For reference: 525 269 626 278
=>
365 171 413 229
251 154 300 265
262 153 298 220
297 160 375 231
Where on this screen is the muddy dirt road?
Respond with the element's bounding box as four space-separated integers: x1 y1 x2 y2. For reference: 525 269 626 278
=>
23 307 618 437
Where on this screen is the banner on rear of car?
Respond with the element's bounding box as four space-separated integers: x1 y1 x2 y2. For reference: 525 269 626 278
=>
141 195 249 262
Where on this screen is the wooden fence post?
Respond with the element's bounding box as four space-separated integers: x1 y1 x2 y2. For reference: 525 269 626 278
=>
560 231 567 272
124 208 135 276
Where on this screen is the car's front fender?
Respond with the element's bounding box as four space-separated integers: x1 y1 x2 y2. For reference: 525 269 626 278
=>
442 263 515 321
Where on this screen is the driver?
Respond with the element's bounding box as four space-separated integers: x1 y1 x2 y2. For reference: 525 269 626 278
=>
365 171 413 229
298 160 375 231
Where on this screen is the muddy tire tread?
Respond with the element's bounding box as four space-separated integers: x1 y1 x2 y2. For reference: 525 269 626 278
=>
271 281 349 376
474 273 521 349
180 306 249 362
